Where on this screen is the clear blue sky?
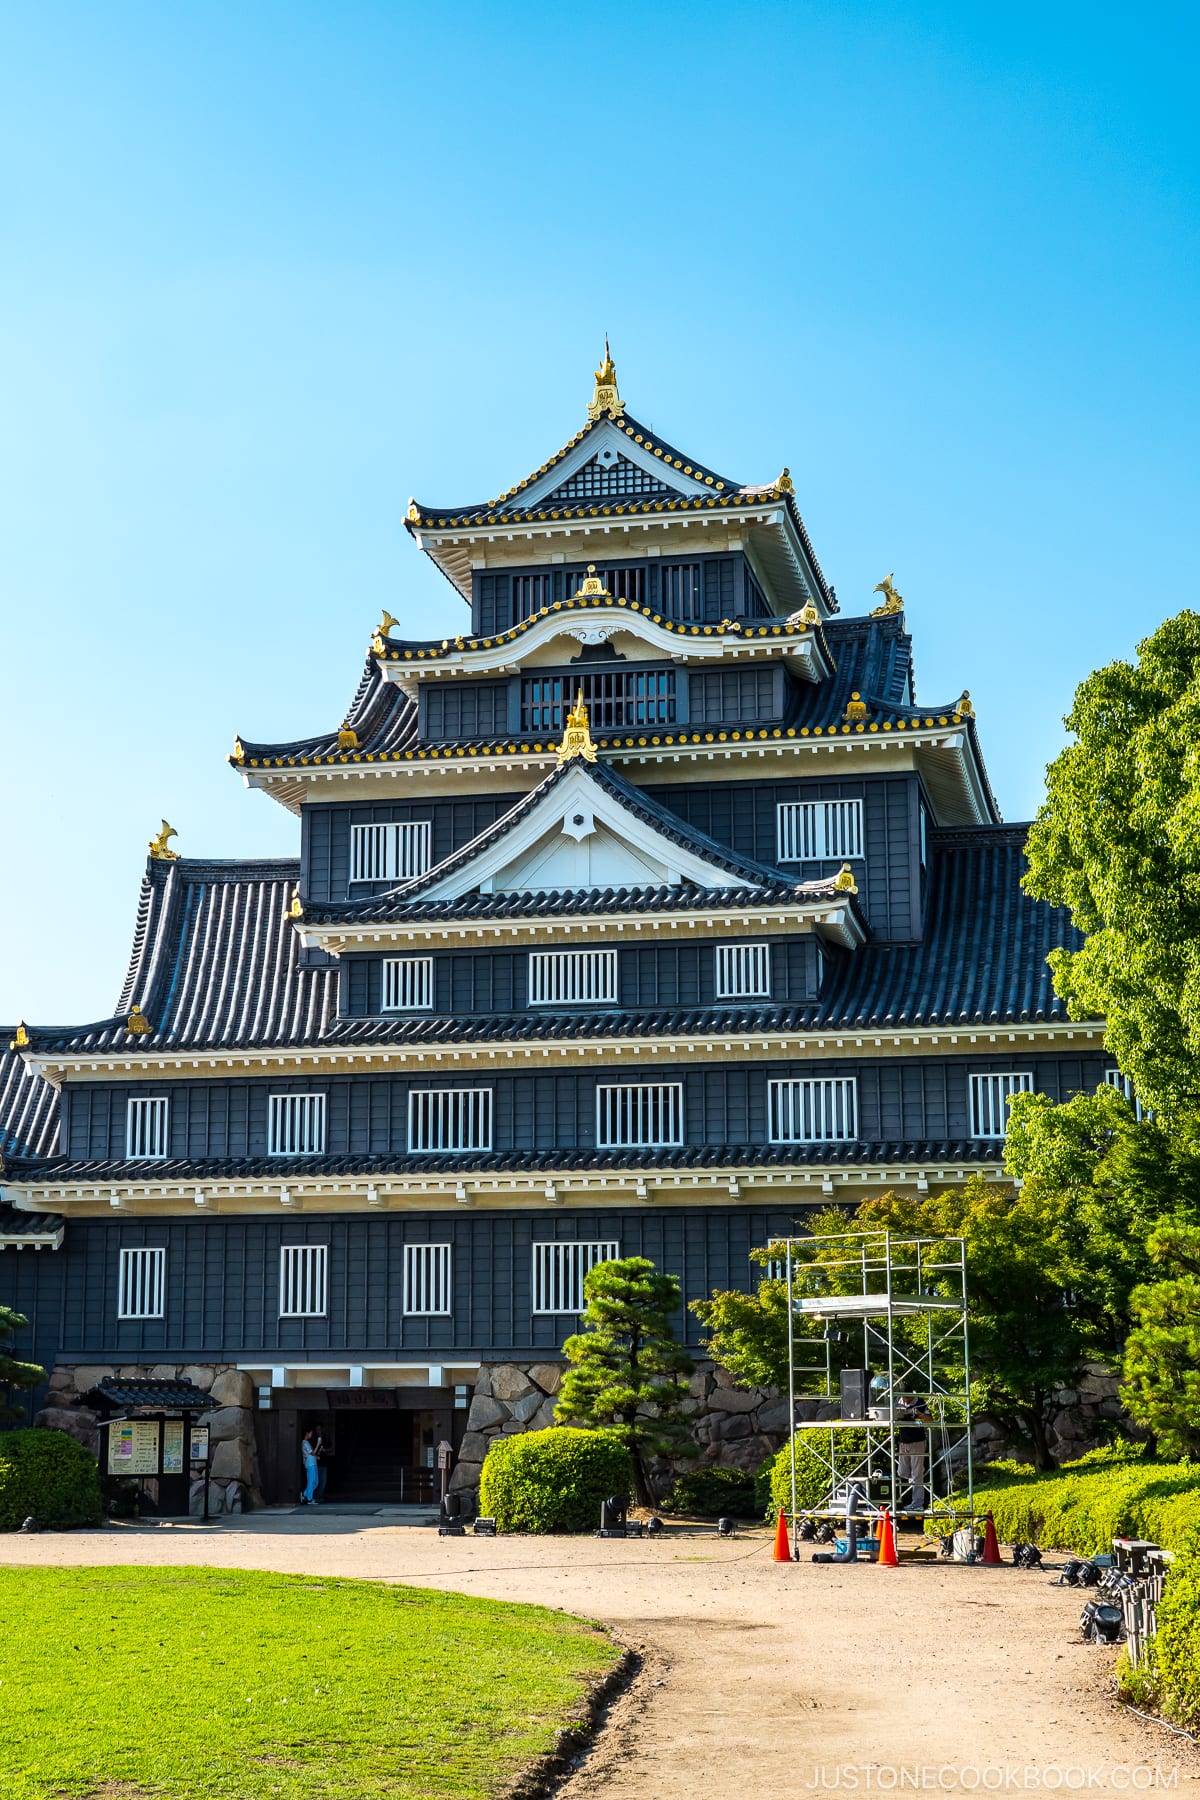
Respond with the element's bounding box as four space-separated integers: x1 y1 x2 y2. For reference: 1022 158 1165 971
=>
2 2 1197 1023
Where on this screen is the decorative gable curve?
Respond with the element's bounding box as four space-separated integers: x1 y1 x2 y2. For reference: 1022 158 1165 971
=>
543 450 681 508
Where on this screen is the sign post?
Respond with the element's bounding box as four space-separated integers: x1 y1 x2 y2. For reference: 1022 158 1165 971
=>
437 1439 454 1503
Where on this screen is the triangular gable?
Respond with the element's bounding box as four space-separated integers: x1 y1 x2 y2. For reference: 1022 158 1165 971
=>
504 415 722 515
540 449 684 509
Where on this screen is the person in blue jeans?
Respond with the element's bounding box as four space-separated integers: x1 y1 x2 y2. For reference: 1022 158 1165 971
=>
314 1429 331 1503
300 1428 319 1505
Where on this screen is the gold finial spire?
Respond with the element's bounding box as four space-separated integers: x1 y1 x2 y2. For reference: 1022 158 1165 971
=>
870 573 904 616
588 338 624 422
126 1003 153 1036
149 821 179 861
556 690 598 764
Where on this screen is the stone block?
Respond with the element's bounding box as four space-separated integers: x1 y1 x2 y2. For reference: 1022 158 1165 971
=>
472 1367 493 1400
456 1432 491 1463
189 1478 207 1516
48 1367 74 1393
209 1368 255 1409
467 1395 506 1431
531 1397 559 1431
207 1406 253 1444
66 1366 115 1393
490 1366 535 1403
210 1437 254 1484
449 1462 481 1493
755 1401 794 1435
707 1385 760 1414
149 1363 179 1381
34 1408 99 1454
180 1365 216 1391
527 1362 563 1395
508 1392 544 1424
708 1412 753 1441
225 1482 245 1514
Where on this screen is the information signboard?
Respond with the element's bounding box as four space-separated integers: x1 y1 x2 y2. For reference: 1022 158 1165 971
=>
189 1426 209 1462
162 1420 185 1475
108 1419 161 1476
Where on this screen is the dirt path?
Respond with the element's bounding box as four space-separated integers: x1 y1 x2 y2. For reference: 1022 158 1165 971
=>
3 1516 1195 1797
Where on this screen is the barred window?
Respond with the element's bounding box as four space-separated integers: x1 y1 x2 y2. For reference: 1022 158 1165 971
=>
660 561 702 621
118 1247 165 1320
279 1243 328 1318
768 1077 857 1143
596 1083 683 1149
126 1096 169 1161
970 1072 1033 1139
528 948 617 1007
715 942 771 1000
550 456 673 502
268 1093 327 1156
513 572 552 621
350 821 432 884
409 1088 493 1152
382 957 434 1011
1103 1068 1148 1121
403 1243 452 1315
776 800 864 863
532 1240 620 1314
519 669 674 735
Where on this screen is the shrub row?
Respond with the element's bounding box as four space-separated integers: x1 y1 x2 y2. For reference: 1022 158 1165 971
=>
660 1466 758 1518
0 1430 104 1531
962 1448 1200 1557
478 1427 632 1533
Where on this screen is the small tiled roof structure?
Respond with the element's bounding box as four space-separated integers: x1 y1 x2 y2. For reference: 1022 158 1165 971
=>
85 1377 218 1412
0 1203 64 1249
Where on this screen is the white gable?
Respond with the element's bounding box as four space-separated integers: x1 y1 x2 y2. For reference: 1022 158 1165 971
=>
416 763 747 902
513 418 715 512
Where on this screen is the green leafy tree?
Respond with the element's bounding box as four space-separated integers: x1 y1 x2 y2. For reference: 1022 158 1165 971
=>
1121 1223 1200 1457
555 1257 694 1506
0 1306 43 1425
1023 611 1200 1119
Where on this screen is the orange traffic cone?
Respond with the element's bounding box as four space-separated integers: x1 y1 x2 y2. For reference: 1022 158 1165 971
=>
773 1509 793 1562
981 1511 1001 1566
877 1506 899 1566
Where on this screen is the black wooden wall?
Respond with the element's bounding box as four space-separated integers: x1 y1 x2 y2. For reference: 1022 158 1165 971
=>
302 792 522 903
473 552 756 637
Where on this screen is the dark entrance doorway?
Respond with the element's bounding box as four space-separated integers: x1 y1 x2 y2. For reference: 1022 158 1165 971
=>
255 1386 454 1506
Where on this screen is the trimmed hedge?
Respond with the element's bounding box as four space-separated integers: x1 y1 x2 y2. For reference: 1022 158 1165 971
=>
478 1427 632 1534
660 1466 758 1518
0 1429 104 1531
761 1429 869 1518
960 1449 1200 1556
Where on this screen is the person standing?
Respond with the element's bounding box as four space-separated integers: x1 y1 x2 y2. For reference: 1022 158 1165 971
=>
896 1395 933 1515
300 1428 319 1506
314 1427 331 1503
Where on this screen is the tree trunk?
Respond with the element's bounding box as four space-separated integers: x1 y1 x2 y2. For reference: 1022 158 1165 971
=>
1024 1405 1058 1472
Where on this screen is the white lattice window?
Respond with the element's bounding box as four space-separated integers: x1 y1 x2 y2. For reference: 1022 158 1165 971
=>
715 942 771 999
596 1083 683 1148
403 1243 452 1315
776 799 864 862
279 1243 328 1317
1104 1068 1148 1121
268 1093 327 1156
118 1246 166 1319
409 1088 493 1152
970 1072 1033 1138
126 1097 169 1161
350 820 432 884
383 957 433 1011
768 1077 858 1143
532 1240 620 1314
528 948 618 1007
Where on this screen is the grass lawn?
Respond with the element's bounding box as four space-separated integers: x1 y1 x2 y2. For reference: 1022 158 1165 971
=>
0 1565 621 1800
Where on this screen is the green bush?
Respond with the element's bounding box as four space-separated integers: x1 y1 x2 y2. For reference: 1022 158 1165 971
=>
478 1427 632 1534
1148 1550 1200 1731
660 1466 757 1518
763 1429 869 1518
0 1429 104 1531
953 1452 1200 1556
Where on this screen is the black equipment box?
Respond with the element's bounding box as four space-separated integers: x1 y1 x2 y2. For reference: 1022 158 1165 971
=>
839 1368 870 1421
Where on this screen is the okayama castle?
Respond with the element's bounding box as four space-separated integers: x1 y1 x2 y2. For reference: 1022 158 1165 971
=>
0 351 1110 1504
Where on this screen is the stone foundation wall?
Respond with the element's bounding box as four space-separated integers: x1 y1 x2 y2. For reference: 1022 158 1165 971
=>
36 1363 262 1516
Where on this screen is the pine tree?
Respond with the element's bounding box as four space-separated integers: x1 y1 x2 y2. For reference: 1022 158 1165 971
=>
0 1305 44 1425
556 1257 694 1507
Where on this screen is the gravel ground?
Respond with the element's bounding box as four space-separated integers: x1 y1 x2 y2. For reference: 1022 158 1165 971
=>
3 1514 1196 1799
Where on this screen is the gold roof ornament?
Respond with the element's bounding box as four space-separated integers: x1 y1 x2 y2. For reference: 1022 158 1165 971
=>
376 609 399 638
148 821 179 861
776 468 795 495
571 563 613 601
289 885 304 919
126 1004 153 1036
556 691 598 765
336 723 360 750
870 573 904 616
843 691 869 721
231 737 246 766
11 1021 29 1049
406 499 420 523
833 864 859 894
587 336 625 422
955 690 975 718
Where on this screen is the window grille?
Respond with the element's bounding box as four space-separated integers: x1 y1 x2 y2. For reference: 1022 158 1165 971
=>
126 1096 169 1161
409 1088 493 1152
550 456 674 503
715 942 771 1000
519 669 674 735
596 1083 683 1148
776 800 864 863
513 572 552 620
532 1240 620 1314
1104 1068 1148 1121
660 562 702 621
403 1243 452 1315
768 1077 857 1143
268 1093 327 1156
279 1243 328 1318
969 1072 1033 1138
350 821 432 884
118 1246 166 1320
606 565 646 603
382 957 434 1011
528 948 618 1007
